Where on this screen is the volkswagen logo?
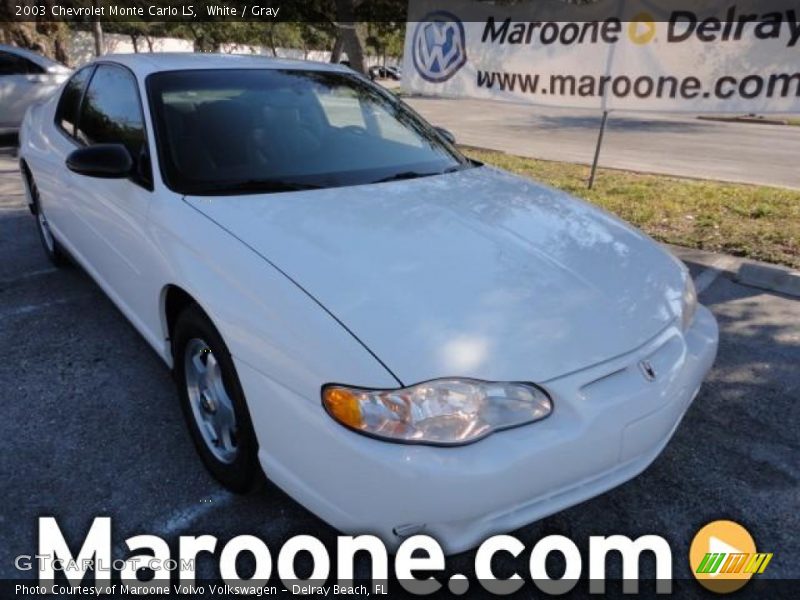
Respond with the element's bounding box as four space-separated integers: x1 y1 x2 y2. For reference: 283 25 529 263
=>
412 11 467 83
639 360 657 382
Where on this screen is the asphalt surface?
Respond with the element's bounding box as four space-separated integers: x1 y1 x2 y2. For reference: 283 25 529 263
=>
404 97 800 190
0 154 798 596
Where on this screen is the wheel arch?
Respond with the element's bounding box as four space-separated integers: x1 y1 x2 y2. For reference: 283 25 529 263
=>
161 283 251 385
19 158 31 179
161 284 208 361
18 158 37 215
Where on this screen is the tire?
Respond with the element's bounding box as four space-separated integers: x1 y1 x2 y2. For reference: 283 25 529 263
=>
26 173 69 267
173 304 259 492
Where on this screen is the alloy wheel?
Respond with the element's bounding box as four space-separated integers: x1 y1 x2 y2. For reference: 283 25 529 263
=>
184 338 239 464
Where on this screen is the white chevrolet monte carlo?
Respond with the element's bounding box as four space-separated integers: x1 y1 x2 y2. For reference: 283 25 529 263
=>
19 54 717 554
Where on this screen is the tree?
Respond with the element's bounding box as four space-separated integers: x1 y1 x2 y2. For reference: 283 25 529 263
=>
264 23 305 57
366 21 404 65
104 20 160 54
0 19 70 65
91 0 104 56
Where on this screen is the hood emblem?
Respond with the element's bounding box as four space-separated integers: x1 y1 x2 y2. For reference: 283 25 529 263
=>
639 360 657 382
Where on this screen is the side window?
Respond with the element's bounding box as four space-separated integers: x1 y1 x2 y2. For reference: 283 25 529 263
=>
76 64 146 158
0 51 44 75
55 66 93 136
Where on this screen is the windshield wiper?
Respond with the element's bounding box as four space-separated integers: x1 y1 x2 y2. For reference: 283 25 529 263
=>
371 170 439 184
188 179 321 196
371 164 468 185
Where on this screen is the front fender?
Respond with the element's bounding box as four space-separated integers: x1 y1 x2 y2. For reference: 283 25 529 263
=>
148 196 399 405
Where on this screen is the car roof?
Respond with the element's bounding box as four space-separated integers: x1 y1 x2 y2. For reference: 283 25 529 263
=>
94 52 354 79
0 44 70 71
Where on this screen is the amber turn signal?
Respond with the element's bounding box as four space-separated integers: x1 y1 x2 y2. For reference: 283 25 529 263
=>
322 387 364 429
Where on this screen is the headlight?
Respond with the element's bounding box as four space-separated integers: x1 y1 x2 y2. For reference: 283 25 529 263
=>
322 379 552 445
681 275 698 332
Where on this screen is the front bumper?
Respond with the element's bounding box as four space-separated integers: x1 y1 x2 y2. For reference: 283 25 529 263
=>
238 305 718 555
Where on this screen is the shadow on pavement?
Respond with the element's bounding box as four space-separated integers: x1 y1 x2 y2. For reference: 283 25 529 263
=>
674 277 798 574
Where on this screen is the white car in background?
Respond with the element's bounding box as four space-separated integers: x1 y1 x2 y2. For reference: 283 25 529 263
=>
0 45 70 136
18 53 718 554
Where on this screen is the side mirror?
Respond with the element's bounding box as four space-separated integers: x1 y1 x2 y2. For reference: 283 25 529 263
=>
435 127 456 145
66 144 133 179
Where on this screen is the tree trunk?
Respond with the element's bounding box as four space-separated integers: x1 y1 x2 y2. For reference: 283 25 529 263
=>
53 35 69 64
340 25 366 74
131 35 139 53
40 0 69 64
334 0 366 74
92 20 104 56
330 36 344 63
267 24 278 57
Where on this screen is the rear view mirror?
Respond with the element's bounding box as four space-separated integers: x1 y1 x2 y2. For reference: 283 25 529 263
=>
66 144 133 179
435 127 456 145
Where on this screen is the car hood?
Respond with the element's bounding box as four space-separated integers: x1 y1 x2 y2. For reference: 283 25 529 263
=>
186 166 685 385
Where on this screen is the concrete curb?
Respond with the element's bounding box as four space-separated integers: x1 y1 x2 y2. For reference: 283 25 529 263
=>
664 244 739 275
736 262 800 299
665 243 800 299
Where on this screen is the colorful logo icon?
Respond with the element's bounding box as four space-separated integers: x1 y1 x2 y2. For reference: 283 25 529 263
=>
412 12 467 83
628 12 657 45
689 520 773 593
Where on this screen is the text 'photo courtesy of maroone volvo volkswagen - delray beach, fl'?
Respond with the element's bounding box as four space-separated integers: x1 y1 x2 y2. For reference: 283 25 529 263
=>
18 52 717 554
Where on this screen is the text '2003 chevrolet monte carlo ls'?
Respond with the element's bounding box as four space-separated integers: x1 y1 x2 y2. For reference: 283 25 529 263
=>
19 53 717 554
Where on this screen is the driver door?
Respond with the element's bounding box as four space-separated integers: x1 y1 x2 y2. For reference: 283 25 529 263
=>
67 63 160 337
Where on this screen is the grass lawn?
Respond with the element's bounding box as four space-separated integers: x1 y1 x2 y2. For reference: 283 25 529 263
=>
463 148 800 269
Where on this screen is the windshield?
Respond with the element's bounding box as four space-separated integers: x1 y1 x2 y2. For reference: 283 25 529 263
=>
147 68 470 195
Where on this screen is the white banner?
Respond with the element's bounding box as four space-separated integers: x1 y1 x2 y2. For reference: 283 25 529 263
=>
402 0 800 113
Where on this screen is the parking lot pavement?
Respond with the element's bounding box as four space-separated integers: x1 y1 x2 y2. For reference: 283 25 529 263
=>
1 155 798 591
404 97 800 190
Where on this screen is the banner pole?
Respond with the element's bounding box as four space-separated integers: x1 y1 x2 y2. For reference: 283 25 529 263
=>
588 110 609 190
